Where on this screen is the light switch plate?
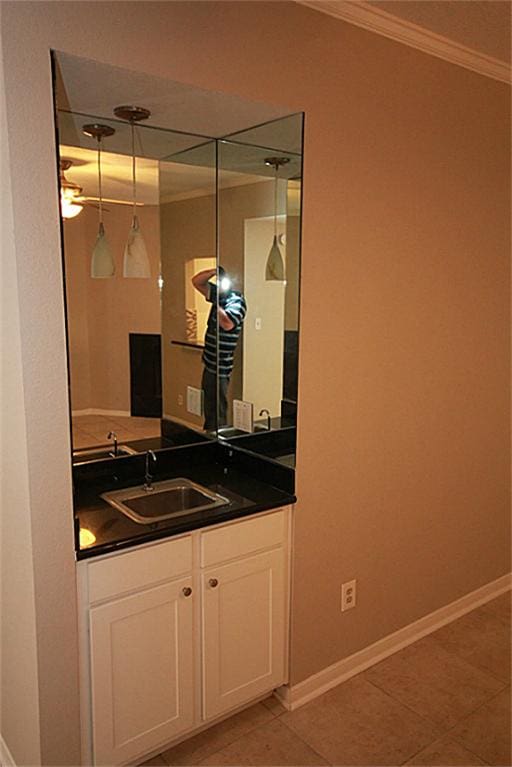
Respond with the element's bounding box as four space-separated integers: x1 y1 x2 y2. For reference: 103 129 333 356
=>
233 399 254 433
187 386 203 417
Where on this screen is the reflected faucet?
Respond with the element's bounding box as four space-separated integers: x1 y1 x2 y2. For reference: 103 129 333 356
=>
144 450 157 492
107 431 118 457
259 409 271 431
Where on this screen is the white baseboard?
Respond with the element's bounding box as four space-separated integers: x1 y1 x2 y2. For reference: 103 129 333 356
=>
0 735 16 767
276 573 511 711
72 408 131 418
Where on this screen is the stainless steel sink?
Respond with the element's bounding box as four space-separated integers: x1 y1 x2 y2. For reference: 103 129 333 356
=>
101 478 229 525
73 445 138 464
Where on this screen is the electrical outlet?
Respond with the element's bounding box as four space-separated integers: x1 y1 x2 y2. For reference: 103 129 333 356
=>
341 580 357 612
178 394 183 406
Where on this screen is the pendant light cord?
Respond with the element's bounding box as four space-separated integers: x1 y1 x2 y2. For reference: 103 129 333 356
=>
274 165 278 238
97 137 103 225
131 121 137 219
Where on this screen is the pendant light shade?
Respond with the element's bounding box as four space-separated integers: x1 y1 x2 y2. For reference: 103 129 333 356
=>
264 156 290 282
114 105 151 279
266 235 285 281
123 215 150 277
82 123 116 278
91 222 115 278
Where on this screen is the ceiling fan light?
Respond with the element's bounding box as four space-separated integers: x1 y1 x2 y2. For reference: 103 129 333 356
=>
265 235 285 281
91 222 115 278
60 163 84 219
61 195 83 220
123 216 150 278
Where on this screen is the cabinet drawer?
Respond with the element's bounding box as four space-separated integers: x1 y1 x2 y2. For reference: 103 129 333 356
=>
87 536 193 604
201 509 287 567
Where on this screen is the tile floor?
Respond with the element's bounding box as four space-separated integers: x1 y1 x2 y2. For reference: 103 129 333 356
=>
141 592 511 766
72 414 161 450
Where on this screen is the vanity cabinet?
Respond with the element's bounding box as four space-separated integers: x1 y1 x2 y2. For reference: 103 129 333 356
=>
78 507 290 766
90 578 195 766
201 511 287 720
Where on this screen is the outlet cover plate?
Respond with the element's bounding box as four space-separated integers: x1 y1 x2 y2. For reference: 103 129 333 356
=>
341 579 357 612
233 399 254 433
186 386 203 417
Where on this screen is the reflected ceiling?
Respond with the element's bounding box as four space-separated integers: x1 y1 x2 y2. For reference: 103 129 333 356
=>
55 52 298 137
56 52 303 206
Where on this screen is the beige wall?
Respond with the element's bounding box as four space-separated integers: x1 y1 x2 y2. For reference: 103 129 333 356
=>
1 2 509 763
284 215 300 332
243 216 285 417
63 210 91 411
0 33 42 765
218 180 278 406
64 204 161 414
161 194 215 427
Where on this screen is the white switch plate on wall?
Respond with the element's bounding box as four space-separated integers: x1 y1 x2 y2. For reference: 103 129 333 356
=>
233 399 254 433
187 386 203 416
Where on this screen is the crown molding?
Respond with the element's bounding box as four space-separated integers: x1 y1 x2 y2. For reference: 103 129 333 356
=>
298 1 511 85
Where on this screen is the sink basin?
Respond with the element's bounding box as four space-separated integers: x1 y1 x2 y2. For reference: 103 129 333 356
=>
101 478 229 525
73 445 137 464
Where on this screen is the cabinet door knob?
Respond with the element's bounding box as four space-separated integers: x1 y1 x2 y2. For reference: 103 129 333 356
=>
182 586 192 597
208 578 219 588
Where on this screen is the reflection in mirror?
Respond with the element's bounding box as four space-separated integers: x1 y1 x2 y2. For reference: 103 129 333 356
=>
54 52 302 471
159 141 218 435
57 109 215 463
216 115 303 469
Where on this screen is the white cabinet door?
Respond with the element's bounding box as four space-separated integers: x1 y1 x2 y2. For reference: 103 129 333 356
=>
202 548 286 720
90 578 194 766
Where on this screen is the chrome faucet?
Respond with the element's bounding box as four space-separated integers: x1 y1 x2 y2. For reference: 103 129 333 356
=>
259 409 271 431
144 450 157 492
107 431 118 457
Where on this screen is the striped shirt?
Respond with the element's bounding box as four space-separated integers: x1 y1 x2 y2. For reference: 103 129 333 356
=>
202 283 247 378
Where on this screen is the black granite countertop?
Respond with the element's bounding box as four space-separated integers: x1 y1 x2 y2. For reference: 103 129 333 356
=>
74 442 295 560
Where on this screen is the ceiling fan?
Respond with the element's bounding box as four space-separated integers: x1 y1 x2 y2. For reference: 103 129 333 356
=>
59 158 144 220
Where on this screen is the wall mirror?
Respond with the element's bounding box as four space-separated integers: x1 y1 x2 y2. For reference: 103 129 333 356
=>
53 52 302 471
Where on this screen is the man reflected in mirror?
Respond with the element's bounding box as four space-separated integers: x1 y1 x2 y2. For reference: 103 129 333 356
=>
192 266 247 431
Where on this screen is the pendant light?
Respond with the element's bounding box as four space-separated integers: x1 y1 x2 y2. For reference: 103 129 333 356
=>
82 123 116 278
113 105 151 279
59 159 84 220
264 156 290 282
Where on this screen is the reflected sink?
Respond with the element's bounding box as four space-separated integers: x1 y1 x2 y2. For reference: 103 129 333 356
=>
101 478 229 525
73 445 137 464
218 424 268 438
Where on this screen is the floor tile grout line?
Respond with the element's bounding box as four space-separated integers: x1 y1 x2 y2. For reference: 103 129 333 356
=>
362 676 447 734
425 610 511 686
440 683 510 739
275 714 336 766
436 685 510 767
278 675 447 767
397 733 492 766
158 678 507 767
362 662 507 734
163 707 286 767
426 635 511 687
